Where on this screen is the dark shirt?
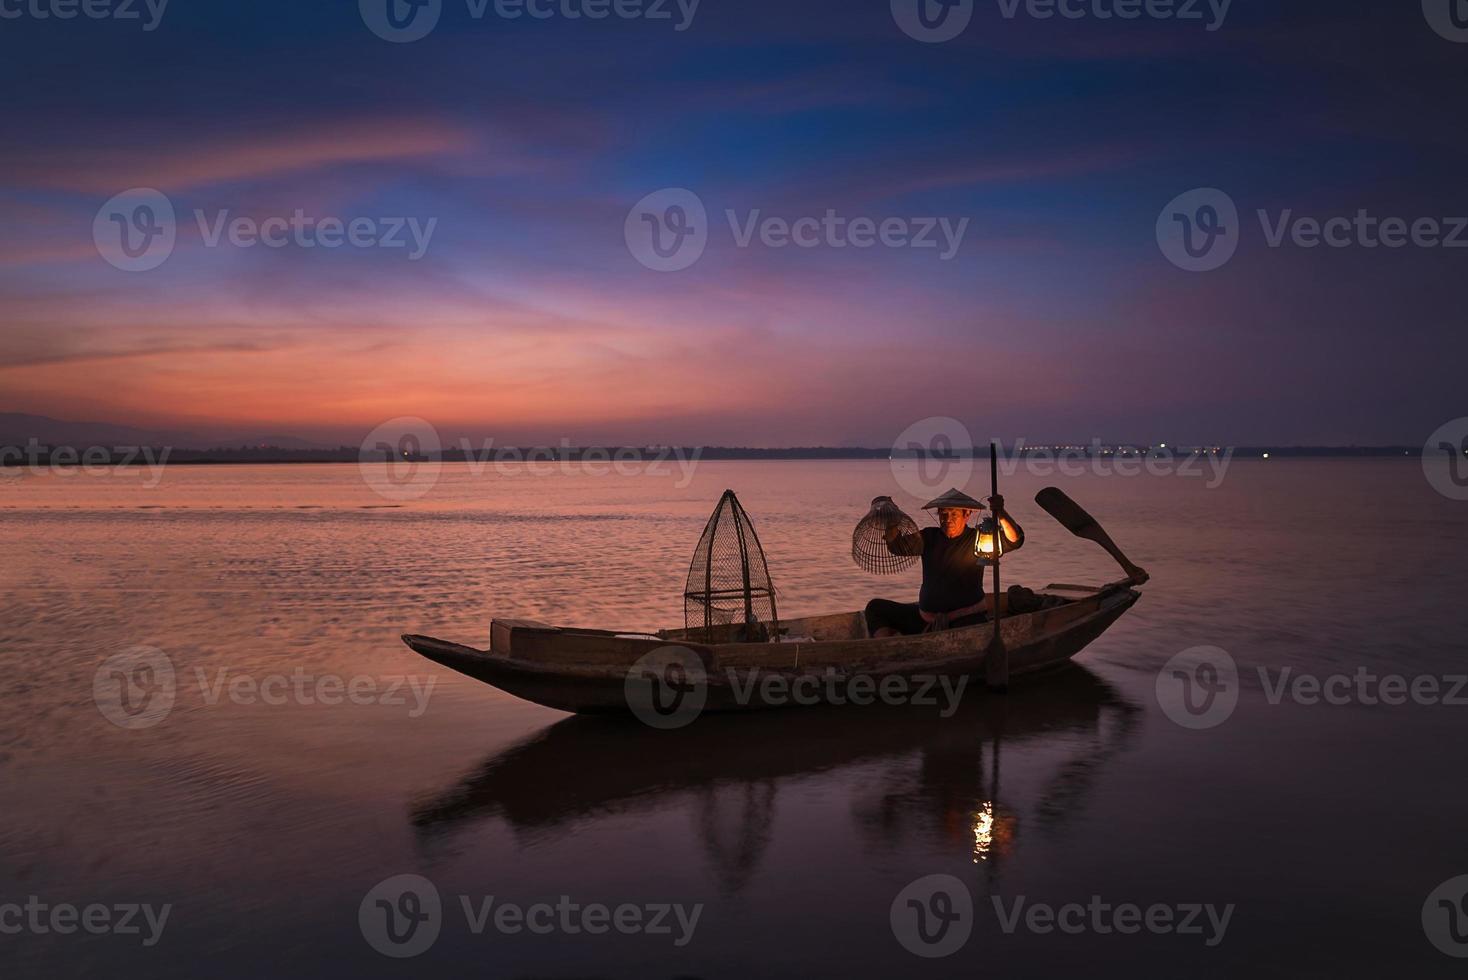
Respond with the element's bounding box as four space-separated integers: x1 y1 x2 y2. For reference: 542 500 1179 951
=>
891 526 986 614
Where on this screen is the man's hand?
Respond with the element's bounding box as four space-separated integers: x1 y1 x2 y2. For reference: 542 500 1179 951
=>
987 494 1005 513
920 610 951 632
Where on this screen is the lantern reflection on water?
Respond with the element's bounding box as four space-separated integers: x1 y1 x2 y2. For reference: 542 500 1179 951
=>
972 801 994 862
971 801 1018 863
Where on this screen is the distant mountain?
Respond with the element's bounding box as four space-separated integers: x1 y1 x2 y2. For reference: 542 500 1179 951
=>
0 413 335 450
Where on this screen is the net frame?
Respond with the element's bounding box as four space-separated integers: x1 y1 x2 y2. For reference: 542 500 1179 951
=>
851 496 921 575
683 490 779 643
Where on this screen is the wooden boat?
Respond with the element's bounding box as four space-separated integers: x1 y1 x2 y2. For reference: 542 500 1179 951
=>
400 578 1140 716
400 488 1148 718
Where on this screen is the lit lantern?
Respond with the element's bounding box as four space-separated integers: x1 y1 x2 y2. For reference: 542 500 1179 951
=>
975 515 1002 564
975 512 1023 564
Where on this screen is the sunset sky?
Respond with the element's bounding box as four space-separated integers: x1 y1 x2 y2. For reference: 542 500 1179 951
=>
1 0 1463 447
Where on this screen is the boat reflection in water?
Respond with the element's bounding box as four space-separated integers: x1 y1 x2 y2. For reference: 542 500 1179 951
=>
410 664 1140 890
844 665 1140 878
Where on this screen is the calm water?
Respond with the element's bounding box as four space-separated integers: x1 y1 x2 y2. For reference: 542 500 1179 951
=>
3 459 1467 977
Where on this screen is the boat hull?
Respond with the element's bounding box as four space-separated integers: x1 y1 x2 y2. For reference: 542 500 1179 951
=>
402 583 1140 717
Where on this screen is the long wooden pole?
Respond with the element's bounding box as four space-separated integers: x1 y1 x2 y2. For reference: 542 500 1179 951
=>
987 442 1008 692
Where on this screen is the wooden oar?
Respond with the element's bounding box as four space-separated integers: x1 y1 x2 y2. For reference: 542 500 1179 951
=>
986 443 1008 692
1034 487 1150 585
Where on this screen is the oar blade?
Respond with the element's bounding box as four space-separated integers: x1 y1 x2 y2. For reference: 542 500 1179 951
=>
1035 486 1098 537
1034 487 1150 585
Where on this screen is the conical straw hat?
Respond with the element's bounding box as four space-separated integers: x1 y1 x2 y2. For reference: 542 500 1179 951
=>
921 488 983 511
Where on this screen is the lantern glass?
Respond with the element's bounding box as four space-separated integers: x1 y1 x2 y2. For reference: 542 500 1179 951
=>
975 515 1001 563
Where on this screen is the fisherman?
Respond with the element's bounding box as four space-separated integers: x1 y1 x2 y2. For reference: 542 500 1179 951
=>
864 488 1023 637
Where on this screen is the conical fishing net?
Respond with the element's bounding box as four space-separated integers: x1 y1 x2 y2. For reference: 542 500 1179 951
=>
852 496 920 575
684 490 779 643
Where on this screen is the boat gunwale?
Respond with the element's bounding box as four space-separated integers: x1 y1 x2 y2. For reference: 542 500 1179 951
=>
403 583 1140 680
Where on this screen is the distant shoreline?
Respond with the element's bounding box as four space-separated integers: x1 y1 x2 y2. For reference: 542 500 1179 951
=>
0 444 1425 466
